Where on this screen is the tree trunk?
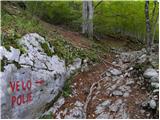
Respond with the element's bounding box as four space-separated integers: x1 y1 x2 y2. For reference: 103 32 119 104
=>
151 0 157 26
145 1 152 53
152 12 159 43
82 1 93 39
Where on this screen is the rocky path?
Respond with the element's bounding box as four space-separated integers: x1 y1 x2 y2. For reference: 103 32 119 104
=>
43 48 159 119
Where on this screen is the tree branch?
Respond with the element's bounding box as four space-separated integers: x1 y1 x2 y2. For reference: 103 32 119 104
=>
94 0 103 9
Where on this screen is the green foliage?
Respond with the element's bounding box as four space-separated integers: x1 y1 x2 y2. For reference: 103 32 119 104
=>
40 112 53 119
1 29 26 54
1 7 45 54
50 36 101 65
1 7 45 36
62 75 73 98
26 1 82 31
41 42 54 56
94 1 159 41
26 1 159 43
1 57 7 72
62 71 80 98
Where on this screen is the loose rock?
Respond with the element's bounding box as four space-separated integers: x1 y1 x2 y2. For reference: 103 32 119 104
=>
109 68 122 76
96 113 109 119
112 90 123 96
149 99 156 109
143 68 158 79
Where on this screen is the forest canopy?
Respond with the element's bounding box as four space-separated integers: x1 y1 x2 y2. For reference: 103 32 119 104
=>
26 1 159 42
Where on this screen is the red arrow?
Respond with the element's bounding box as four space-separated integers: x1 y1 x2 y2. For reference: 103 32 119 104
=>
35 80 45 85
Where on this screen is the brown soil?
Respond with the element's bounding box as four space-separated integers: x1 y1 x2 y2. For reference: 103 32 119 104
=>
53 53 149 119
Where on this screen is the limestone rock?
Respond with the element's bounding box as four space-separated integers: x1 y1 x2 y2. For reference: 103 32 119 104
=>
109 99 122 112
64 107 84 119
96 113 109 119
149 99 156 109
75 101 83 107
150 76 159 82
109 68 122 76
95 100 111 114
143 68 158 79
0 33 70 119
151 82 159 89
123 92 129 97
112 90 123 96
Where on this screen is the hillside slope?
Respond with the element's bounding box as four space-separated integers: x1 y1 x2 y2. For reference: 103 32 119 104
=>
1 2 159 119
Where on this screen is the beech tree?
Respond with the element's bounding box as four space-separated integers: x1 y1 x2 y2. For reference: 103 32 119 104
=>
82 1 93 39
145 1 152 52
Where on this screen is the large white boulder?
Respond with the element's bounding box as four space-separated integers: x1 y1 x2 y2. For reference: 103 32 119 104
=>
0 33 70 119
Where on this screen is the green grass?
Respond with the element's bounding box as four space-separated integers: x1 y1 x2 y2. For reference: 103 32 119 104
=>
50 37 102 66
1 8 45 35
62 75 74 98
41 42 54 56
1 5 110 67
1 8 46 50
1 8 102 66
40 112 53 119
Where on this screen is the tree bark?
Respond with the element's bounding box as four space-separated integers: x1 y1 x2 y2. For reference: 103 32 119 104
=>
151 0 157 27
152 12 159 43
145 1 152 53
82 1 93 39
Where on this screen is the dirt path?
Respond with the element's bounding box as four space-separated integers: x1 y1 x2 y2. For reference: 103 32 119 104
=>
49 53 150 119
37 17 152 119
37 18 92 49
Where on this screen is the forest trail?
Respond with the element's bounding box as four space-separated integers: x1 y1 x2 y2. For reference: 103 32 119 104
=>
37 17 92 49
38 17 152 119
50 53 150 119
38 16 133 52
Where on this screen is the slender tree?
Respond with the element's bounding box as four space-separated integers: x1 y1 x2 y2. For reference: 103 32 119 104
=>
82 1 93 39
152 12 159 43
145 1 152 53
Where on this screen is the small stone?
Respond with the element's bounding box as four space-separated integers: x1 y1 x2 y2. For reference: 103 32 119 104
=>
153 89 159 94
75 101 83 107
123 92 129 97
112 90 123 96
95 100 111 114
141 101 148 108
140 110 145 114
64 107 84 119
109 68 122 76
95 106 104 114
151 82 159 89
96 113 109 119
149 99 156 109
126 80 135 85
146 113 150 117
150 76 159 82
105 72 111 77
101 100 111 107
109 99 122 112
143 68 158 79
129 67 133 71
141 87 146 90
153 95 159 100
